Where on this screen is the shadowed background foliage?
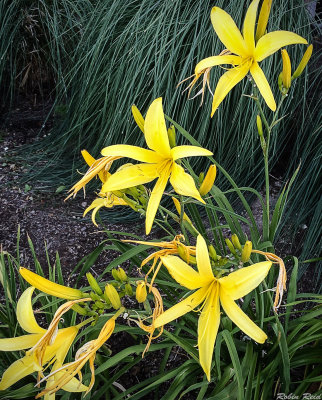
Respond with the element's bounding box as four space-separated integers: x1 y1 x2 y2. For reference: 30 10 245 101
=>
0 0 321 278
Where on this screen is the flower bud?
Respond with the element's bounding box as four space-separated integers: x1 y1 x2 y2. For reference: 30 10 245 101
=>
105 284 121 309
136 281 147 303
111 269 121 282
281 49 291 91
90 291 101 301
231 234 242 251
132 104 145 133
168 125 176 148
292 44 313 80
125 283 133 296
199 165 217 196
208 245 218 261
225 238 236 255
86 272 103 295
241 241 252 263
72 304 88 316
198 172 204 184
117 267 128 282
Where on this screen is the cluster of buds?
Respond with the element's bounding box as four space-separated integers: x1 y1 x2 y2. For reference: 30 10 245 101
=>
279 45 313 95
71 269 135 323
225 234 253 264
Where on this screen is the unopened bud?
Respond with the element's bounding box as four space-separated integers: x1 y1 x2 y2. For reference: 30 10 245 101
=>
199 165 217 196
132 104 145 133
199 172 205 184
72 304 88 316
241 241 252 263
136 281 147 303
104 284 121 309
90 291 101 302
95 300 105 309
231 234 242 251
118 267 128 282
168 125 176 148
112 269 121 282
225 238 236 255
177 242 189 262
292 44 313 80
281 49 291 91
125 283 133 296
208 245 218 261
86 272 103 295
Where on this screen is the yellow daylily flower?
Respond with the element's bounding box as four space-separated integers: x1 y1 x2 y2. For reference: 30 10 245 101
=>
36 312 121 398
153 235 272 380
100 97 213 234
66 150 121 200
123 234 196 287
186 0 307 116
0 287 88 395
20 268 85 300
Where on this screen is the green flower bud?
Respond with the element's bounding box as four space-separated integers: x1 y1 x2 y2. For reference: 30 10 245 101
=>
71 304 88 316
241 241 252 263
225 238 236 255
104 284 122 309
231 234 242 251
86 272 103 295
168 125 176 148
208 245 218 261
112 269 121 282
125 283 133 296
117 267 128 282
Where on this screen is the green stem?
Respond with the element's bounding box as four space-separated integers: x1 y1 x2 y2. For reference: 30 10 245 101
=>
254 91 287 242
76 317 95 329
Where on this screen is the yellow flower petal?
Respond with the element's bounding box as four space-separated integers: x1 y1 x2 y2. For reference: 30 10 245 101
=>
218 261 272 299
20 268 84 300
250 61 276 111
255 31 308 62
145 169 170 234
211 61 250 116
171 145 212 161
160 255 204 290
154 286 209 328
172 196 193 224
255 0 272 41
219 289 267 343
81 149 96 167
198 284 220 381
17 287 46 334
195 55 242 74
101 144 163 163
196 235 214 280
132 104 145 133
210 6 248 57
243 0 259 53
0 352 41 390
170 163 204 203
144 97 171 158
102 163 158 192
0 333 43 351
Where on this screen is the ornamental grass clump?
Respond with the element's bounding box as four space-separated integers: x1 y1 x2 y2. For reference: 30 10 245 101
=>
0 1 319 399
